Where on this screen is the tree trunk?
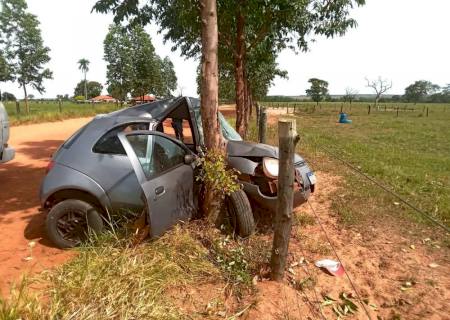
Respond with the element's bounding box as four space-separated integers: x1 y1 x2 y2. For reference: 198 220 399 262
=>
22 84 29 114
234 6 246 138
200 0 223 221
84 72 88 100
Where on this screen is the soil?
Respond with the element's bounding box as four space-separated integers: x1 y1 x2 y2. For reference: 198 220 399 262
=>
0 111 448 320
0 118 91 297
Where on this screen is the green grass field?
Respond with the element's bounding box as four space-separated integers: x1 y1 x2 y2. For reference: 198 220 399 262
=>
258 101 450 227
3 101 120 126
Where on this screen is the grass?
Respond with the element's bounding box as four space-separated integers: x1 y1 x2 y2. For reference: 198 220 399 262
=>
3 101 120 126
257 101 450 228
0 222 269 319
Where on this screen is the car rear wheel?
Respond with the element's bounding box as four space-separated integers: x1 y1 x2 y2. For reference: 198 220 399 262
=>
46 199 104 249
226 190 255 238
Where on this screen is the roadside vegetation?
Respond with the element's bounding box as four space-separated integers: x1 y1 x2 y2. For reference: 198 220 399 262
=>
0 223 270 319
3 101 119 126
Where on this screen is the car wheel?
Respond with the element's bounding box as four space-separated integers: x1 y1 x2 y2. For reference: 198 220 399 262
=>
226 189 255 237
46 199 104 249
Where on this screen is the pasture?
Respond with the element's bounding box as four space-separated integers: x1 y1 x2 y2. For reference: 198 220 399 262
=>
3 101 120 126
258 101 450 228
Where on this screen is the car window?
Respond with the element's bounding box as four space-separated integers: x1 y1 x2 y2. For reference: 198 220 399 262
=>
194 110 242 143
126 134 186 179
93 123 149 155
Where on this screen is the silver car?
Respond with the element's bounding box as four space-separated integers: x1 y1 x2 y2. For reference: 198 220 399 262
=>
0 101 15 163
40 97 316 248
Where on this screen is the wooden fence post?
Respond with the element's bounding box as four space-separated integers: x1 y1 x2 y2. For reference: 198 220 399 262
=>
368 105 371 114
258 106 267 144
270 118 298 281
256 103 261 127
58 99 62 113
396 107 399 117
340 104 343 113
426 107 429 117
15 101 20 115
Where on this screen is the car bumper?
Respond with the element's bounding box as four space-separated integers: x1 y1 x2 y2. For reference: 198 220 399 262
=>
242 181 311 213
0 146 15 163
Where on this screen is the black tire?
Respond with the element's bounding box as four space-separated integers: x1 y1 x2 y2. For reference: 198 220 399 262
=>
46 199 104 249
226 189 255 237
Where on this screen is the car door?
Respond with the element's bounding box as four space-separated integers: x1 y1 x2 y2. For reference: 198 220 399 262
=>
118 131 196 237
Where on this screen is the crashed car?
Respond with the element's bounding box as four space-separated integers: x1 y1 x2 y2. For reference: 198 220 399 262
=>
40 97 316 248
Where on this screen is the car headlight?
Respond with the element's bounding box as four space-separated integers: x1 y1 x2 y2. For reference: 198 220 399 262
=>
262 157 279 178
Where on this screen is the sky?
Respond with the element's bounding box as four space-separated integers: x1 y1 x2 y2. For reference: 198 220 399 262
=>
1 0 449 99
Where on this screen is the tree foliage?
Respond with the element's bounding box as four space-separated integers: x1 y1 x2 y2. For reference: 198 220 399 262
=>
343 87 358 104
74 80 103 99
93 0 365 135
0 0 52 112
78 58 90 99
403 80 440 103
103 24 177 100
1 91 15 101
306 78 329 104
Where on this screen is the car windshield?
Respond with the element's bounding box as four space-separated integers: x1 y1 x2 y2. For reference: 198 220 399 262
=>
194 110 242 143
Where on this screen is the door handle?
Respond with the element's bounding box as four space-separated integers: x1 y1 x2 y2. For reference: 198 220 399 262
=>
155 186 165 198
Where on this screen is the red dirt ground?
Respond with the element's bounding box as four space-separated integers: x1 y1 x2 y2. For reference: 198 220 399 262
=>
0 118 92 297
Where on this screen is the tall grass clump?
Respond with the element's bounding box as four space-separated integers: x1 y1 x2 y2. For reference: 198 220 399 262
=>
1 226 219 319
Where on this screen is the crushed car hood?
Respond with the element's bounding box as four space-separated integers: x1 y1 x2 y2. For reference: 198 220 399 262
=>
227 140 304 163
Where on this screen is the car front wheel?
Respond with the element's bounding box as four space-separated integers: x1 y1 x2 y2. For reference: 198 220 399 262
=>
46 199 104 249
226 189 255 237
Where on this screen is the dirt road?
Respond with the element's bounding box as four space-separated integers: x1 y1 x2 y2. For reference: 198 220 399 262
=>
0 118 91 296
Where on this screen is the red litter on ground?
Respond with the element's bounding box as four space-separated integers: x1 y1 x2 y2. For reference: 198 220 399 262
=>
315 259 345 277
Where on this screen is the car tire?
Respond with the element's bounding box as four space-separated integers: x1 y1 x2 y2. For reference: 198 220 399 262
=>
226 189 255 238
46 199 104 249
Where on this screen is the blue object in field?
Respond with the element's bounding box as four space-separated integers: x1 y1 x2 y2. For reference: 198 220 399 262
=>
339 112 352 124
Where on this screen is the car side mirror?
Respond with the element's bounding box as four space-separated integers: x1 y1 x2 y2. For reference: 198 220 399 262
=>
184 154 195 165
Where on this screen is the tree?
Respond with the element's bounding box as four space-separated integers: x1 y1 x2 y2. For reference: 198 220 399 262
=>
159 56 177 97
306 78 329 106
128 25 162 99
104 24 177 101
403 80 440 104
0 50 12 83
344 87 358 104
78 58 90 100
1 91 15 101
74 80 103 99
104 25 133 102
0 0 53 113
93 0 365 137
365 76 392 108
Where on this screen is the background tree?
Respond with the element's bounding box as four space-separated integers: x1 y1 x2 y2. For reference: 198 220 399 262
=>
159 56 177 97
306 78 329 106
128 25 162 99
0 0 53 113
78 58 90 100
74 80 103 99
93 0 365 137
1 91 15 101
403 80 440 104
365 76 392 109
104 24 133 102
104 24 177 101
344 87 358 104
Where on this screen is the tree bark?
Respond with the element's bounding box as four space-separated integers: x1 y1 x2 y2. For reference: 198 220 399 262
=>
234 5 247 138
22 84 29 114
271 119 298 281
84 72 88 100
200 0 223 221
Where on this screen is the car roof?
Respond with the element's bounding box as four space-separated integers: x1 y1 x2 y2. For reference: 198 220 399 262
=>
109 96 200 120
